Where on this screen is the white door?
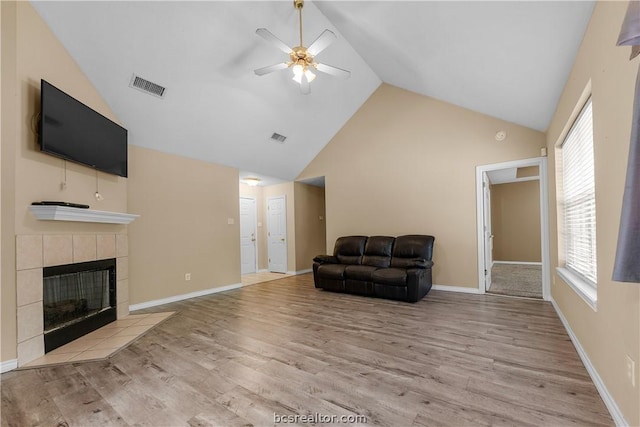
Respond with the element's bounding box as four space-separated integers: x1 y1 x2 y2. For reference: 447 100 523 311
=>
267 196 287 273
240 198 257 275
483 172 494 290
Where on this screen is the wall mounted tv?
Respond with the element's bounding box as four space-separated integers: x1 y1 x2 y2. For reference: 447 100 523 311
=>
39 80 128 177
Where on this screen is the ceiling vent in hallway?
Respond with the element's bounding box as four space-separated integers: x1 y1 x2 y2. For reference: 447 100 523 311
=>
270 133 287 143
129 74 166 98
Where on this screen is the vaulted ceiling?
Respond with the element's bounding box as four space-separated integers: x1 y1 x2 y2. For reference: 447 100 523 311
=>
31 1 595 182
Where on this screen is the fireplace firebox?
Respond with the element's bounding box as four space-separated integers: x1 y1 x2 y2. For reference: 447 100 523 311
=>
43 258 116 352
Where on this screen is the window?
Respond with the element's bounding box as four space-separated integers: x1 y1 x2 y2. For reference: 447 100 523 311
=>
558 98 597 306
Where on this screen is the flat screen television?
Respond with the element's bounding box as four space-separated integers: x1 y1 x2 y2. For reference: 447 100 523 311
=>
39 79 128 177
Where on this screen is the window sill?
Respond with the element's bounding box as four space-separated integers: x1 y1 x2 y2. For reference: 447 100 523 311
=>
556 267 597 311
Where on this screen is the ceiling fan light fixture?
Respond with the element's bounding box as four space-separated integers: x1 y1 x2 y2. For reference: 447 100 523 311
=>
292 64 315 84
304 68 316 83
292 63 304 83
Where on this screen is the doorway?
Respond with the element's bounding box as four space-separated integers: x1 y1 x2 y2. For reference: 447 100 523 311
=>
240 197 258 275
476 157 550 299
267 195 287 273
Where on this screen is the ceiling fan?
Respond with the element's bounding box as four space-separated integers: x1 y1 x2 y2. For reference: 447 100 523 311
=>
254 0 351 95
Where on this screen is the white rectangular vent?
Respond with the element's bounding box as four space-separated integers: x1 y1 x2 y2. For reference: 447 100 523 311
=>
270 133 287 143
129 74 166 98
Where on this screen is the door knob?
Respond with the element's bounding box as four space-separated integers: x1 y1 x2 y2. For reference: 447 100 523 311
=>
280 238 285 242
251 238 256 242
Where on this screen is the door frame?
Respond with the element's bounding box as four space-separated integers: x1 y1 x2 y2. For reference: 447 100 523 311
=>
475 157 550 300
482 171 493 291
266 195 287 273
239 196 258 274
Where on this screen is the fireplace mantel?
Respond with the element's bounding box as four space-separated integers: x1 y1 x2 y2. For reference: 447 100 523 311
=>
29 205 139 225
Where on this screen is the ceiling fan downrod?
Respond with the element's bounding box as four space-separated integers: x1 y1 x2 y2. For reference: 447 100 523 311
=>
295 0 304 47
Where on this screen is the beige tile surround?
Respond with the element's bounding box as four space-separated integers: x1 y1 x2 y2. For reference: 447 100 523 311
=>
15 233 129 367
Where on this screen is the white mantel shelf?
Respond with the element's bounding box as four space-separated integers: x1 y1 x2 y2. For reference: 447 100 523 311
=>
29 205 139 225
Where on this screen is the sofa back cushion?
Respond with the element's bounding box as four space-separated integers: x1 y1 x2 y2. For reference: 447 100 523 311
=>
362 236 395 267
333 236 368 265
390 235 435 268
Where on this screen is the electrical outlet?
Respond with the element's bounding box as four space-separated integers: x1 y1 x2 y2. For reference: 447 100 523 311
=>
185 273 191 281
626 355 636 388
228 218 235 225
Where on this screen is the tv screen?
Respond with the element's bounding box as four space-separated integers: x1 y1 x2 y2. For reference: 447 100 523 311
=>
39 80 128 177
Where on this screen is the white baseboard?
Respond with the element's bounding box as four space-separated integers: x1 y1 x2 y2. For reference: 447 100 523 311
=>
257 269 269 273
493 260 543 265
550 298 627 427
1 359 17 373
129 282 243 311
286 269 312 275
431 284 482 294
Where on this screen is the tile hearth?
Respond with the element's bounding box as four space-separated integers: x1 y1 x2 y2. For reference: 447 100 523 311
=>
22 312 174 368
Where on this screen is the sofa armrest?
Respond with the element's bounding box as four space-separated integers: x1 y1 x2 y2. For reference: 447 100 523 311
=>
406 267 433 302
313 255 339 264
404 258 434 269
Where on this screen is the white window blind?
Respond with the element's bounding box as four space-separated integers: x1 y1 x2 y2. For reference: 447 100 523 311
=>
561 98 597 287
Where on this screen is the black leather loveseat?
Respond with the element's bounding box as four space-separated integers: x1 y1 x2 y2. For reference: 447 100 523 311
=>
313 235 435 303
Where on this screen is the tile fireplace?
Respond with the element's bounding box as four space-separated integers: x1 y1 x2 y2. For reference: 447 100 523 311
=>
16 233 129 366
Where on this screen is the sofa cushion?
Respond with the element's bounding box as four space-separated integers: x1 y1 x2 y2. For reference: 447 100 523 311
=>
371 268 407 286
390 235 435 268
334 236 368 265
362 236 394 267
345 265 379 281
317 264 348 279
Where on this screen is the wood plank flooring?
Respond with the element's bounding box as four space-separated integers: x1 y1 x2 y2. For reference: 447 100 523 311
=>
1 274 613 426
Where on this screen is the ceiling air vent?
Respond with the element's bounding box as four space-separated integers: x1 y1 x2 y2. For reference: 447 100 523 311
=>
270 133 287 143
129 74 166 99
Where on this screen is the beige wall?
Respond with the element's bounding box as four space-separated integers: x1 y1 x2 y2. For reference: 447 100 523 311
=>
1 2 127 363
14 2 127 231
298 83 545 288
128 146 240 305
239 183 267 271
294 182 326 271
546 2 640 424
490 180 541 262
262 182 296 273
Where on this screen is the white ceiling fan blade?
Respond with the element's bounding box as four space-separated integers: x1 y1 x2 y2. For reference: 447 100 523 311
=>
307 29 337 56
254 63 289 76
256 28 293 55
300 73 311 95
315 63 351 80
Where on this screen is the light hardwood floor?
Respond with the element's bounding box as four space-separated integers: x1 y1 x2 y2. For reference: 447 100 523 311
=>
1 274 613 426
